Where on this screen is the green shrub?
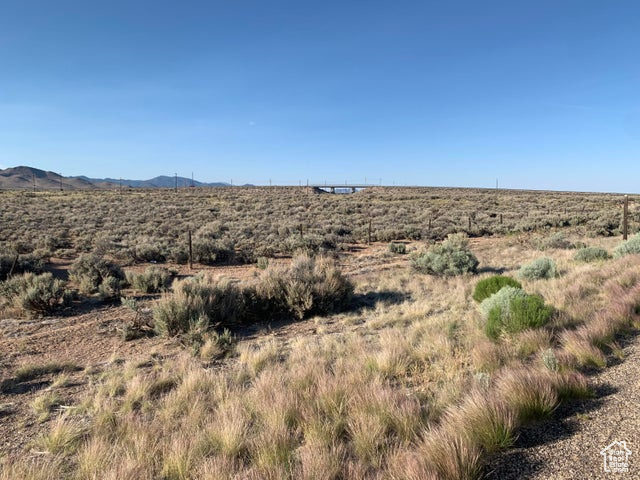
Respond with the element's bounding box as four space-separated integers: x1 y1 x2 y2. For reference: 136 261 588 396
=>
485 307 503 341
574 246 610 262
613 235 640 258
517 257 557 280
127 267 172 294
479 286 527 321
388 242 407 254
507 295 553 333
472 275 522 303
411 233 479 276
481 287 552 340
0 272 69 315
69 254 126 295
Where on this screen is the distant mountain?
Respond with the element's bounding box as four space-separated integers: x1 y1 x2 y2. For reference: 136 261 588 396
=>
79 175 232 188
0 166 97 190
0 166 244 190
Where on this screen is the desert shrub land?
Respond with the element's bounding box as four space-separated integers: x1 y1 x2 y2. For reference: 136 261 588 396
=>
1 186 640 479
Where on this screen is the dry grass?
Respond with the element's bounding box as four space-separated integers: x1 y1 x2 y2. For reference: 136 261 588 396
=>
3 236 640 479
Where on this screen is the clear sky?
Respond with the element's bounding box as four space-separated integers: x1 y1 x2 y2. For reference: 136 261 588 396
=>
1 0 640 191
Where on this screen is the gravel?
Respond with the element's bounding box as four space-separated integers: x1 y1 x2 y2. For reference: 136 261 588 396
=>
485 336 640 479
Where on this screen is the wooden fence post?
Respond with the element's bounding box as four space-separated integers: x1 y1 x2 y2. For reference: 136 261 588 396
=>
8 254 18 278
188 229 193 270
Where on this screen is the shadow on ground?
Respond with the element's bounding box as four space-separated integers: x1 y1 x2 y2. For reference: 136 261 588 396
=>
484 383 619 479
349 290 409 312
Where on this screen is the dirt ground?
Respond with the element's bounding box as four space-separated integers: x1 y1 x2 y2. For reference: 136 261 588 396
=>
0 242 405 460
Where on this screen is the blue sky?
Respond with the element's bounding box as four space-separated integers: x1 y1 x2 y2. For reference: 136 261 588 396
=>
1 1 640 191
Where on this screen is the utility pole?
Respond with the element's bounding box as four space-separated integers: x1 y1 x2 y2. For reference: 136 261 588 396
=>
32 174 36 193
174 173 178 193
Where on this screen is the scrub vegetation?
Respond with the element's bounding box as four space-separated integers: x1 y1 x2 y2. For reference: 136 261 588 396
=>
0 186 639 479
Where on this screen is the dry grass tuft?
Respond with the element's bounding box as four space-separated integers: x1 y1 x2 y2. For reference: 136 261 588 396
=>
495 368 558 423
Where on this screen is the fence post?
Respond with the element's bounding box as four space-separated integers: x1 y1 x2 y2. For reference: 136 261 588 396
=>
623 195 629 241
188 229 193 270
8 254 18 278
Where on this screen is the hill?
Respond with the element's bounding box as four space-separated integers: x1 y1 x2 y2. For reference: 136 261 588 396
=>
0 166 98 190
74 175 231 188
0 166 239 190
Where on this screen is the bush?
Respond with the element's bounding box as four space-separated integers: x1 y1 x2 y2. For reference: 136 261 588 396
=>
153 275 245 336
255 255 353 320
0 273 69 316
153 255 353 336
411 233 479 276
257 257 269 270
69 254 126 296
518 257 557 280
388 242 407 254
168 247 189 265
127 267 172 294
574 246 610 263
479 286 526 321
192 238 235 265
536 232 572 250
507 295 553 333
481 287 552 340
0 253 46 281
613 235 640 258
472 275 522 303
133 243 166 263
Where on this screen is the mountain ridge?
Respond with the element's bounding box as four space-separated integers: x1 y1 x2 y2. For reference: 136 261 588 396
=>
0 166 244 190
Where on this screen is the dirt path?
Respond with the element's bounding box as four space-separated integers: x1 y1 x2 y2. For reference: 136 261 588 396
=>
486 334 640 479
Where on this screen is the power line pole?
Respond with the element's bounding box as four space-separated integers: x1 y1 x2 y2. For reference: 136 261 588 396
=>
32 174 36 193
174 173 178 193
